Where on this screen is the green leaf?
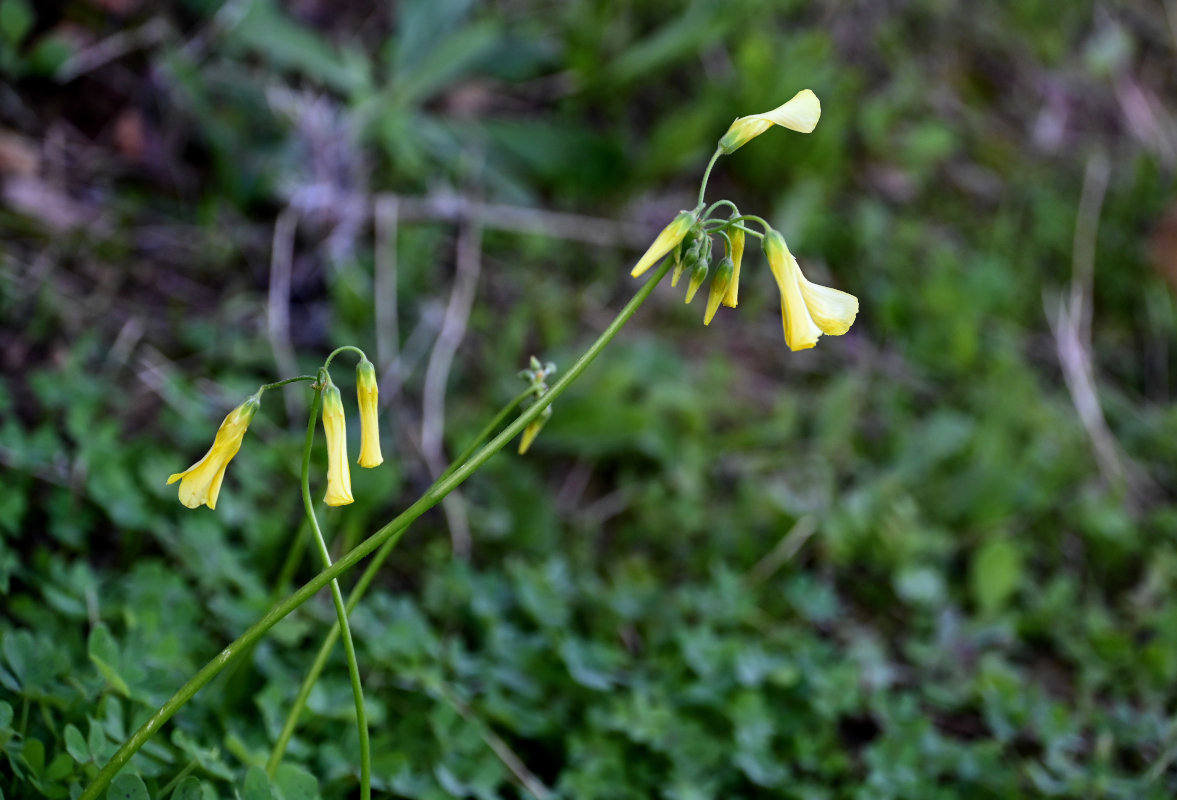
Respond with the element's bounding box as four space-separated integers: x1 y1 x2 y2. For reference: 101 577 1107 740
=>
46 752 73 781
88 624 130 697
272 764 320 800
170 776 203 800
0 700 12 729
107 772 149 800
22 737 45 776
0 0 33 47
241 767 274 800
64 723 89 763
971 539 1023 615
88 719 108 762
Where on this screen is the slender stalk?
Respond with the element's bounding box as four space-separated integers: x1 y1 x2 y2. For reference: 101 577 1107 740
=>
703 199 740 219
260 376 318 391
323 345 367 371
266 387 532 771
295 388 370 799
81 258 672 800
696 147 723 209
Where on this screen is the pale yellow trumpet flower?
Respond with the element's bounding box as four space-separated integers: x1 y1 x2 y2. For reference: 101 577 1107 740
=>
718 90 821 154
167 394 259 510
763 231 858 351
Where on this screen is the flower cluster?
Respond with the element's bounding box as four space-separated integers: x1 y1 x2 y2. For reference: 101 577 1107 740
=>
167 354 384 510
631 89 858 351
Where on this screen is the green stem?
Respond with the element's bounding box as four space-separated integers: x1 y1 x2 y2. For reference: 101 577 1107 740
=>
441 389 533 482
703 199 740 219
293 388 371 800
322 345 367 371
696 147 723 209
260 376 318 391
157 759 198 798
266 387 533 771
81 257 673 800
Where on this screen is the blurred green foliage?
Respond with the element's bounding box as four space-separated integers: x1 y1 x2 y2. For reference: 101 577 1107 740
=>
2 0 1177 797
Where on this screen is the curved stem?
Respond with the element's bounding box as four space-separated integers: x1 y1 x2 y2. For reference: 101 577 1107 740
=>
295 389 371 799
323 345 368 371
696 148 723 210
81 257 673 800
266 387 533 771
703 199 740 219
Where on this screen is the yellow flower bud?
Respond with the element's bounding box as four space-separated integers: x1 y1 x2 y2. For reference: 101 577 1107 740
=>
723 226 744 308
684 260 708 304
631 210 697 278
355 358 383 468
518 405 551 455
321 384 354 506
704 257 734 326
763 231 858 351
167 394 260 510
718 90 821 154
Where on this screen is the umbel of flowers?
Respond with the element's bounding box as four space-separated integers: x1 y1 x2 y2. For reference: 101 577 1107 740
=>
631 89 858 351
167 352 386 510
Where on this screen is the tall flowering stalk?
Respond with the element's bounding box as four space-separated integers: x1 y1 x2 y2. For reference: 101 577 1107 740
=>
89 89 857 800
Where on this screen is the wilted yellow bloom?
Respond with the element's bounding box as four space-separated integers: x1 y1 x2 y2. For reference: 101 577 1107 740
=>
718 90 821 154
355 358 383 468
167 394 260 510
723 226 744 308
631 210 696 278
763 231 858 351
321 384 354 506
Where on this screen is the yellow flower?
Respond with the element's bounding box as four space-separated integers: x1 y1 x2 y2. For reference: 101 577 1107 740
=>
723 226 744 308
631 210 697 278
167 394 260 510
718 90 821 154
322 384 354 506
356 358 383 468
763 231 858 351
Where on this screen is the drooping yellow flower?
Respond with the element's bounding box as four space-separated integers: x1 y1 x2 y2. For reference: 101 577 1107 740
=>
631 210 697 278
763 230 858 351
355 358 383 468
718 90 821 154
722 226 744 308
167 394 260 510
321 383 354 506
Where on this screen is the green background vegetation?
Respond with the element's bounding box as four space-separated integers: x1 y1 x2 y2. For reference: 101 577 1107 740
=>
2 0 1176 797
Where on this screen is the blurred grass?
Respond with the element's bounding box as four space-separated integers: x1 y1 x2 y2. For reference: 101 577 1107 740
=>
2 0 1177 797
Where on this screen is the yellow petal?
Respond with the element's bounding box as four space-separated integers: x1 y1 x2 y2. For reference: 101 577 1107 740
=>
356 359 383 468
704 258 733 326
322 385 354 506
751 89 821 134
722 227 743 308
718 90 821 153
518 420 543 454
631 211 696 278
799 276 858 336
764 232 822 351
167 396 258 510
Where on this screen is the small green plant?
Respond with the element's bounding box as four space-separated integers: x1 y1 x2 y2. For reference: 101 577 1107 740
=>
82 88 857 799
